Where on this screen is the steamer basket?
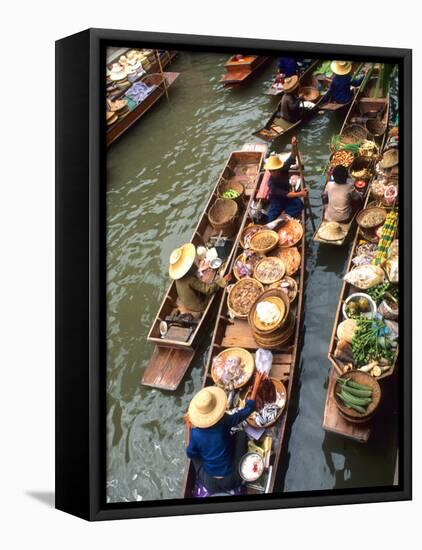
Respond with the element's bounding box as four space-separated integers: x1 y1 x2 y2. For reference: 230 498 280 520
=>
208 198 238 236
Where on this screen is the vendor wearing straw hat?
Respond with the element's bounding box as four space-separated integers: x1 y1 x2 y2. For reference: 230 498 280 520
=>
169 243 231 312
323 61 366 105
265 137 308 222
186 387 255 493
279 75 304 123
322 165 363 223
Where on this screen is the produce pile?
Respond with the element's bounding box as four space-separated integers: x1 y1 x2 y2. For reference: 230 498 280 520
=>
336 377 375 414
212 354 251 390
222 188 240 199
333 165 399 377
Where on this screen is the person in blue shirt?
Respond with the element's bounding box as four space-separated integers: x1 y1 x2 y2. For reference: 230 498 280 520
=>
278 57 298 78
186 386 255 494
323 61 365 105
264 137 308 222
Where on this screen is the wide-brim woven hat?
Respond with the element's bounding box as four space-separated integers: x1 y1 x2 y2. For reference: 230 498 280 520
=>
188 387 227 428
379 148 399 169
283 75 299 93
264 153 284 171
331 61 352 76
169 243 196 280
109 63 127 81
318 221 347 241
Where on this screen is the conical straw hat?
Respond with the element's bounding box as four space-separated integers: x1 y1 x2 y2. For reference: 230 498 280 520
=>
331 61 352 75
318 222 347 241
169 243 196 279
188 387 227 428
264 153 284 171
283 75 299 93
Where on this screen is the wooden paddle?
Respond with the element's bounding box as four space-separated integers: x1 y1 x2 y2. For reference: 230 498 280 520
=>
294 138 316 232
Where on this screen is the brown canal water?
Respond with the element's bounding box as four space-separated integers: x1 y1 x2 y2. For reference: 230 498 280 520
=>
106 52 399 502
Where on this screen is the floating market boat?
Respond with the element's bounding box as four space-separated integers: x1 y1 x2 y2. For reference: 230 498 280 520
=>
142 146 268 391
182 147 307 496
323 133 399 441
106 72 179 146
220 55 270 86
313 64 391 246
254 61 365 142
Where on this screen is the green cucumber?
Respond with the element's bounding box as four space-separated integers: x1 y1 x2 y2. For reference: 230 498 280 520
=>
343 379 373 392
336 393 367 414
337 380 373 397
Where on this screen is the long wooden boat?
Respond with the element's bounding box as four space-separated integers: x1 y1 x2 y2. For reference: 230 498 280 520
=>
313 65 390 246
254 61 364 142
264 59 319 96
142 146 267 391
220 55 270 86
182 151 307 497
323 127 400 441
106 72 179 146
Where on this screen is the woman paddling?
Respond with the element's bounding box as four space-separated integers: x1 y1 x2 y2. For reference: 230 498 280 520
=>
323 61 365 105
186 387 255 494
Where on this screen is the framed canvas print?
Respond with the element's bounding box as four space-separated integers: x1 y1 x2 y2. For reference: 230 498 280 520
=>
55 28 412 520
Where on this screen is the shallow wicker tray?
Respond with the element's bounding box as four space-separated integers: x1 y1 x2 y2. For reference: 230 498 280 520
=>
270 246 301 276
277 219 304 248
249 230 279 254
227 277 264 319
356 206 387 229
269 276 298 302
233 251 260 280
252 296 287 333
333 371 381 423
253 256 286 285
211 347 255 390
240 224 265 248
240 378 287 428
248 288 290 336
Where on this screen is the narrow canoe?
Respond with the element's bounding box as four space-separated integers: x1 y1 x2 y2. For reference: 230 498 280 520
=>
182 152 307 497
313 65 390 246
220 55 270 86
106 72 179 146
142 146 268 391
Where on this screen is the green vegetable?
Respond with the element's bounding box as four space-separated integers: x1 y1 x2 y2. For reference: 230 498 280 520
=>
222 189 240 199
336 393 367 414
367 283 399 305
345 379 373 391
340 389 372 407
351 318 394 367
336 379 372 397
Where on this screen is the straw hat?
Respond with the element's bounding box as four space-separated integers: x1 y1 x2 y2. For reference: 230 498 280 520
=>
331 61 352 76
109 63 127 81
380 149 399 169
119 55 128 65
264 153 284 171
318 222 347 241
169 243 196 279
283 75 299 93
188 387 227 428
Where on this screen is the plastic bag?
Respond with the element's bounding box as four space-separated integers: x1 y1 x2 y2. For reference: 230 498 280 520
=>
255 348 273 374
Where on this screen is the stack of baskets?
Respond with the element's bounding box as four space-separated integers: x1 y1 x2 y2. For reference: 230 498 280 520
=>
208 198 238 236
248 288 294 349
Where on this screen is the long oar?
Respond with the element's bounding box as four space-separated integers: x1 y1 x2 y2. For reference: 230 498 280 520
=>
295 139 316 232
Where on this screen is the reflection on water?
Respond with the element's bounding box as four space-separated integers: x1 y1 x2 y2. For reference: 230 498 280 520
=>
106 52 398 502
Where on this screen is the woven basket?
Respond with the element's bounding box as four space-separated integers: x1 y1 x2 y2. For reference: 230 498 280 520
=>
349 156 374 181
208 198 238 236
211 347 255 389
218 180 245 206
341 124 367 145
333 371 381 423
249 230 279 254
300 86 320 102
248 288 290 336
227 277 264 319
365 118 387 137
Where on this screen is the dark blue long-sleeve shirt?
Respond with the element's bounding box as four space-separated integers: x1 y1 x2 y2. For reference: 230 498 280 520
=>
186 399 255 477
324 74 364 104
278 57 297 77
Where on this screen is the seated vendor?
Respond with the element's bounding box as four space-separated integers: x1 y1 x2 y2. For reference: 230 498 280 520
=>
169 243 230 313
323 61 365 105
322 165 363 223
186 386 255 494
279 76 303 123
277 56 298 78
265 137 308 222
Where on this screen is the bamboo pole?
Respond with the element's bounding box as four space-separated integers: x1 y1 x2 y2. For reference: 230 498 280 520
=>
295 138 316 232
155 50 169 100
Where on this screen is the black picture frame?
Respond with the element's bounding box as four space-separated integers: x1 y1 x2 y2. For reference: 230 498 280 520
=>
55 28 412 521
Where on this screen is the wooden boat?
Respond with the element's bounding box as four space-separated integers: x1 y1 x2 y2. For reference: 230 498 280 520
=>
264 59 319 96
313 65 390 246
142 146 267 391
182 151 307 497
254 61 364 142
106 72 179 146
220 55 270 86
